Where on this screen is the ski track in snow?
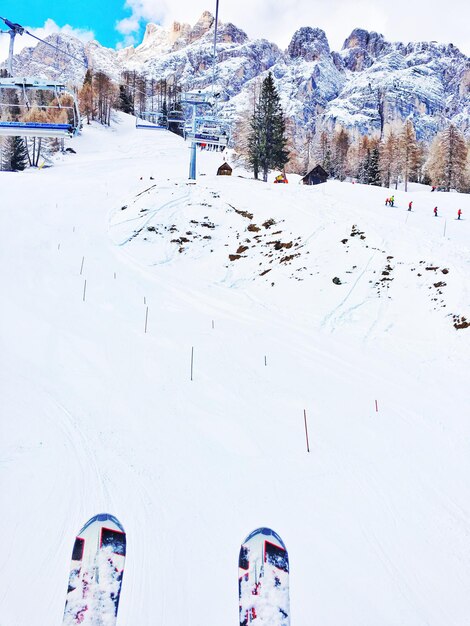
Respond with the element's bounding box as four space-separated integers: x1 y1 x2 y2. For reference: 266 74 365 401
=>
111 190 191 248
320 248 380 332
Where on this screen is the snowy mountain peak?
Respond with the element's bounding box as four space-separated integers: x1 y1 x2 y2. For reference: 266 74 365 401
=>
190 10 215 38
144 22 188 46
166 11 216 50
287 27 330 61
2 16 470 145
131 12 221 57
341 28 388 71
133 21 191 58
342 28 386 52
216 22 249 45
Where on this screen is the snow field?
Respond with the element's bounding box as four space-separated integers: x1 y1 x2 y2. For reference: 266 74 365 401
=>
1 113 470 626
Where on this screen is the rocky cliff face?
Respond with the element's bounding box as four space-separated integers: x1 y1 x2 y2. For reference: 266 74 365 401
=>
341 28 389 71
3 13 470 145
327 35 470 140
287 27 330 61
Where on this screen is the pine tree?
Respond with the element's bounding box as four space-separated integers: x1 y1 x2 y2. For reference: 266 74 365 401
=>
368 146 381 186
2 136 29 171
360 148 371 184
94 72 116 126
427 124 468 191
83 69 93 86
379 130 400 188
135 74 147 117
248 112 261 180
233 80 260 173
356 136 371 183
415 141 427 183
399 119 419 191
118 85 134 114
248 72 289 182
78 69 117 127
79 70 95 124
303 130 314 174
312 130 332 173
331 128 350 181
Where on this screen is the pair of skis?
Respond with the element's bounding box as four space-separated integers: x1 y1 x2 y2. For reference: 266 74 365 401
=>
63 517 289 626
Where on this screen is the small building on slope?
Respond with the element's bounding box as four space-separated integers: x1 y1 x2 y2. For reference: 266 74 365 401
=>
301 164 328 185
217 162 232 176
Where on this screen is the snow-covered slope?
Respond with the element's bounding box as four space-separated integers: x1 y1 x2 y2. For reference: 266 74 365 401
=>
1 113 470 626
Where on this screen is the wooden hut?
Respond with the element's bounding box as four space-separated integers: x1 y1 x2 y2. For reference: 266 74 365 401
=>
301 164 328 185
217 162 232 176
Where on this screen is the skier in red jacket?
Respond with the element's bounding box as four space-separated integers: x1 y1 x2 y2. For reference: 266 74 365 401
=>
457 209 462 220
408 201 413 211
434 207 438 217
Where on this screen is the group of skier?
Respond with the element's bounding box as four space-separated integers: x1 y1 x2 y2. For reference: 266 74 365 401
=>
432 207 463 218
384 196 463 220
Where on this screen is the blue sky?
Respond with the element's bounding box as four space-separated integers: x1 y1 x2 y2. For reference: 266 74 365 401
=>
0 1 131 48
0 0 469 57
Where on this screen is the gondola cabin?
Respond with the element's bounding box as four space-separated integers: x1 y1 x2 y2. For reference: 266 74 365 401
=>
217 162 232 176
301 164 328 185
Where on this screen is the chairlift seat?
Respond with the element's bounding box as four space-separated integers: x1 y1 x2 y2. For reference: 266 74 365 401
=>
185 131 228 147
0 76 80 137
0 120 74 138
0 77 69 90
135 112 168 131
135 122 167 131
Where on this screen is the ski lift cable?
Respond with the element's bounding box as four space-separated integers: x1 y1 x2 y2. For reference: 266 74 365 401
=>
0 17 86 139
211 0 219 99
0 16 88 69
0 102 76 110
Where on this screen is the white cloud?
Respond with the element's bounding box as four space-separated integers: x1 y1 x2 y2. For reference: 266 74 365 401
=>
115 0 470 56
0 18 94 63
116 16 141 36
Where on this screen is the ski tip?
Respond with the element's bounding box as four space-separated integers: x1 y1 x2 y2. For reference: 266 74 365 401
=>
79 513 126 535
242 527 286 549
